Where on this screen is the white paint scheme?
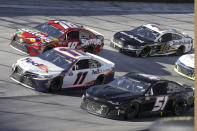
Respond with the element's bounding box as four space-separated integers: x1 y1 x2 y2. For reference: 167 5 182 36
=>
13 47 115 89
62 51 115 88
178 54 194 69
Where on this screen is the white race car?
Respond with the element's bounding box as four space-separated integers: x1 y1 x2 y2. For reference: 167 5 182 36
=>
174 53 194 80
10 47 115 92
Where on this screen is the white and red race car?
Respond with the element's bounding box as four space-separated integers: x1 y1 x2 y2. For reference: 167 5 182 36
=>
10 47 115 92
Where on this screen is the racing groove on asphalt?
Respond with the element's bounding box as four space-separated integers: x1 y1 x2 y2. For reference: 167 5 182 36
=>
0 1 194 131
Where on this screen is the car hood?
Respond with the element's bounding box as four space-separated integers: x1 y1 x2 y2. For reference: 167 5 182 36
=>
179 54 194 69
114 31 154 46
87 85 140 102
16 28 59 43
16 57 64 76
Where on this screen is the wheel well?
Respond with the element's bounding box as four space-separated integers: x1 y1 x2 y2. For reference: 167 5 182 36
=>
144 46 151 51
178 45 185 52
96 74 105 82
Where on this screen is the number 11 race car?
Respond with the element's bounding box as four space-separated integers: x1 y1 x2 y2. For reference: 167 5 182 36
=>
81 73 194 120
10 20 104 56
110 24 193 57
10 47 115 92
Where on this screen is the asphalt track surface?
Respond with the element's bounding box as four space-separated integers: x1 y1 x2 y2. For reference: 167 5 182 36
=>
0 0 194 131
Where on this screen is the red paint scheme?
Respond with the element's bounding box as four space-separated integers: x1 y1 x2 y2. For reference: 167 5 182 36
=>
10 20 104 56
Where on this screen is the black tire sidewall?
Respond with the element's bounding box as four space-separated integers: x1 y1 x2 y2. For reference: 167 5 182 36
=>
49 78 63 92
139 47 150 57
94 76 105 85
126 102 139 120
176 48 184 56
173 100 187 116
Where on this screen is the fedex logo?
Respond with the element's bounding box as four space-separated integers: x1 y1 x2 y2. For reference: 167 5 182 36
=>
22 58 50 73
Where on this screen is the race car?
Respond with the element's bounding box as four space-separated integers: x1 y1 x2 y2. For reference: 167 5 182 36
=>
10 20 104 56
110 24 193 57
81 72 194 120
174 54 194 80
10 47 115 92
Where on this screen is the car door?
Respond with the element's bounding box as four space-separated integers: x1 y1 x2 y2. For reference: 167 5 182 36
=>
61 30 81 49
142 82 169 113
62 59 95 88
156 33 174 54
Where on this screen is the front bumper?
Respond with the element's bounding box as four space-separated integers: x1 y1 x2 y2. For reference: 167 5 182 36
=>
174 61 195 80
81 97 126 120
10 65 51 92
10 39 43 56
110 40 142 56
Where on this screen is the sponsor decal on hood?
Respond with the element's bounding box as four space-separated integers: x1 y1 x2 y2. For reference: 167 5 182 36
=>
114 31 154 46
17 57 64 75
18 28 59 43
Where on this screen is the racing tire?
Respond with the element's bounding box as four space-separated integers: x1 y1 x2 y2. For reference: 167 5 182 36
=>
49 77 63 92
85 45 94 53
173 100 187 116
94 75 105 85
43 46 54 53
176 47 184 56
139 47 150 58
126 102 139 120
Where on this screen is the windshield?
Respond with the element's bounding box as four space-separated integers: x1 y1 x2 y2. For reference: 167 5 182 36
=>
38 50 74 69
34 23 64 38
108 76 150 95
131 26 160 41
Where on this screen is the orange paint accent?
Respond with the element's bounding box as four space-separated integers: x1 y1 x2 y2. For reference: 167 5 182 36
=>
37 65 50 73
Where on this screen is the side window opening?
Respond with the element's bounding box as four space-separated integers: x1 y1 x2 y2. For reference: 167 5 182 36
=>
80 31 91 39
172 34 182 40
160 33 172 42
75 59 89 70
88 59 101 68
152 82 167 95
66 31 79 40
167 82 183 93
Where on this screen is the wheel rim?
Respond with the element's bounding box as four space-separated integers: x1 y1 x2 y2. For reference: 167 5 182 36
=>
140 49 149 57
51 81 60 92
174 103 186 115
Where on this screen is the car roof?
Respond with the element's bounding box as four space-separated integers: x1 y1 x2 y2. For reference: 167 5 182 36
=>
48 20 81 31
144 24 183 35
125 72 161 84
53 47 90 59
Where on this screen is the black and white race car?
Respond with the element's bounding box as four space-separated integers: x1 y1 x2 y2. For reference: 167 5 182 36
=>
81 73 194 120
110 24 193 57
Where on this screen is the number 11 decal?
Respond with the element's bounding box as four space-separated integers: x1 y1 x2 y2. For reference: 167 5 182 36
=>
73 72 88 85
152 96 168 111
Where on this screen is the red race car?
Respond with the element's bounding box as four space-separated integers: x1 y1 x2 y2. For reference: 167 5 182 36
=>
10 20 104 56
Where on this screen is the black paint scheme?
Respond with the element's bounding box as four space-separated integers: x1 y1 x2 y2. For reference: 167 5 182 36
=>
110 25 193 57
81 73 194 120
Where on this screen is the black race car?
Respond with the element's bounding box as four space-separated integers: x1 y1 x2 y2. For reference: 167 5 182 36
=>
80 73 194 120
110 24 193 57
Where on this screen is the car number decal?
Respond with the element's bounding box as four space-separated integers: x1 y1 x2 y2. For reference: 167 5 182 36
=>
68 42 78 49
152 96 168 111
160 43 170 53
73 72 88 85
